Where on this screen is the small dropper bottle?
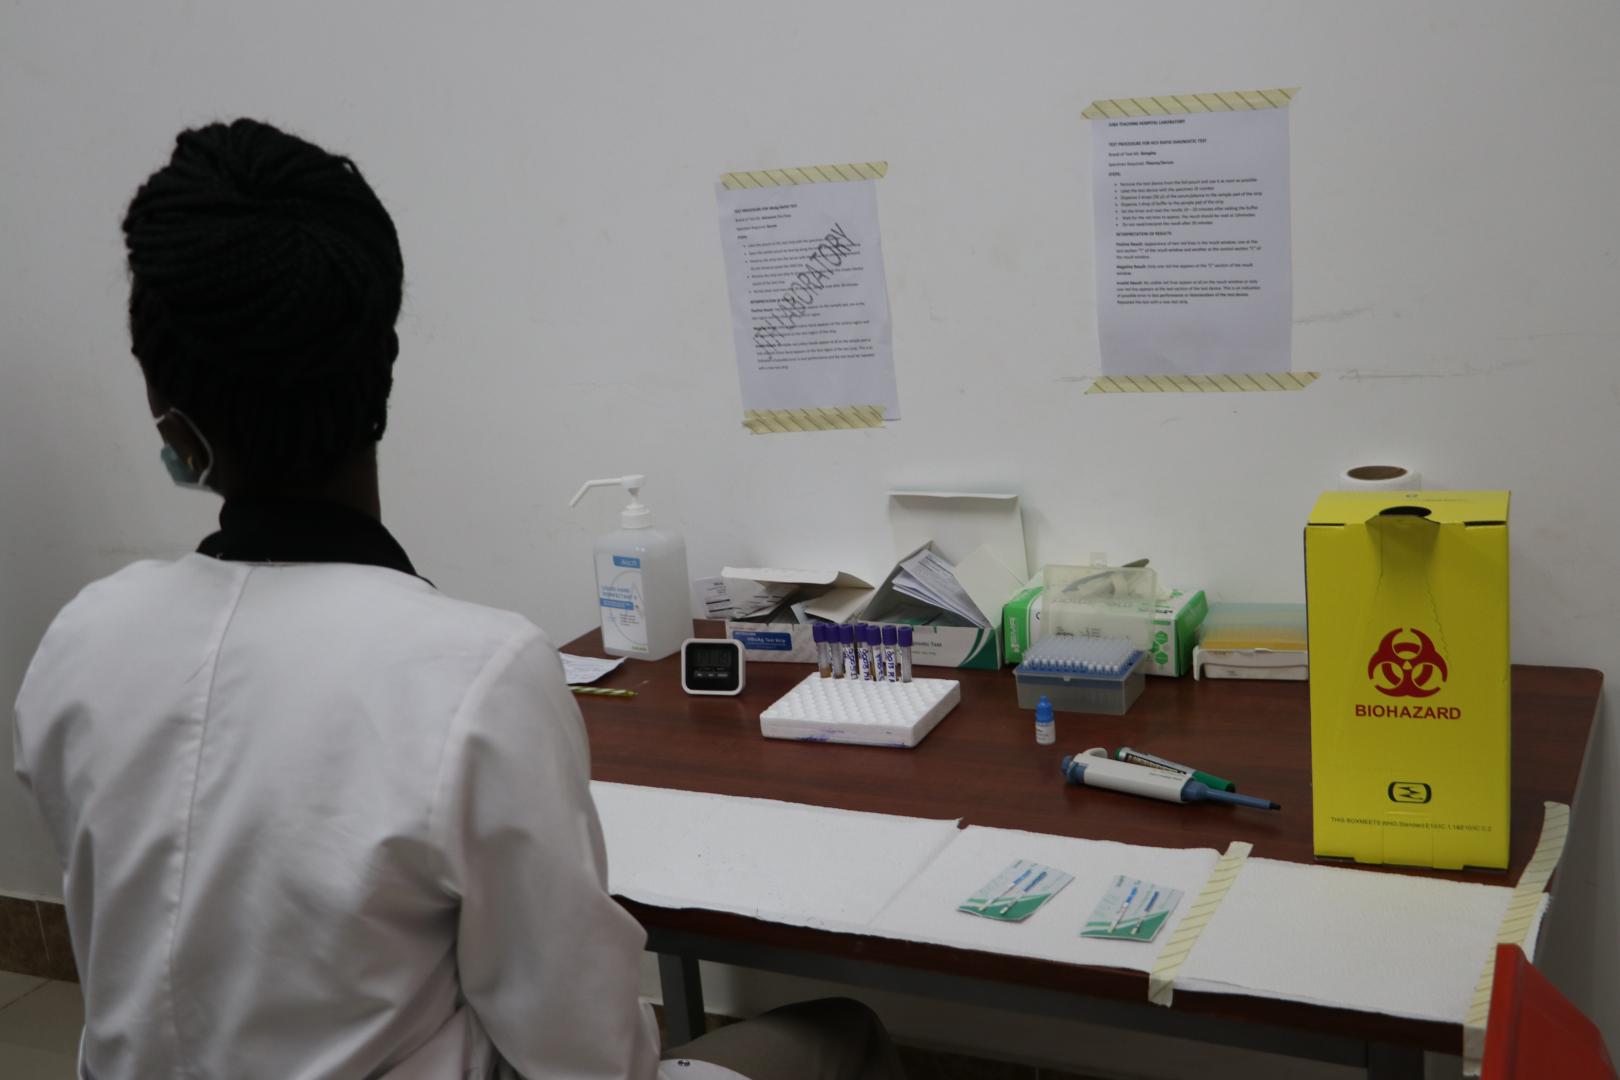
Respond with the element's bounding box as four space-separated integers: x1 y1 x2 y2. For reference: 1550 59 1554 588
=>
1035 695 1056 746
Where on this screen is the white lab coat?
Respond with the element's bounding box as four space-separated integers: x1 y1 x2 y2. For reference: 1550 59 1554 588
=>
14 555 741 1080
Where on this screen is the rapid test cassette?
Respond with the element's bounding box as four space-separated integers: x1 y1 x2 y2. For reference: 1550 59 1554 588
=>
760 673 961 748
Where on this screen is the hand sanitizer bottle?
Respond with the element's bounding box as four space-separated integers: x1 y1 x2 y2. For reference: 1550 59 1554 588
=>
570 475 690 661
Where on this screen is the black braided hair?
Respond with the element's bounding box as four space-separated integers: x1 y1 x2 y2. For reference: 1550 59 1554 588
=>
123 118 403 488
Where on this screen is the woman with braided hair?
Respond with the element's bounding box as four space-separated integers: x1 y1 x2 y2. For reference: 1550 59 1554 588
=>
14 119 905 1080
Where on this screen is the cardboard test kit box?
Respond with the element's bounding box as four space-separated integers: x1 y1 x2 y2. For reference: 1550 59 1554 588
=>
861 492 1029 670
723 492 1028 670
1305 491 1511 870
722 568 871 663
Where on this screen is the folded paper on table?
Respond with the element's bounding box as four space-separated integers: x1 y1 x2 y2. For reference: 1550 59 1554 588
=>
561 654 625 685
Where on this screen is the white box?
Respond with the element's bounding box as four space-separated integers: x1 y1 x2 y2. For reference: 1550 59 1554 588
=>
859 492 1029 670
723 567 871 662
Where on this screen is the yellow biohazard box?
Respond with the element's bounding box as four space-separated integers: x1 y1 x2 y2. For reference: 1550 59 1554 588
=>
1305 491 1511 870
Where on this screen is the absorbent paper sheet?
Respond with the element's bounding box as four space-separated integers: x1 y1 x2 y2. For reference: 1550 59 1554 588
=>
869 825 1220 974
590 781 958 932
1175 856 1548 1024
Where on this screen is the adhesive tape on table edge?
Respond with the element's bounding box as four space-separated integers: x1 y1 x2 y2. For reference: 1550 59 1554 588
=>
1462 801 1570 1075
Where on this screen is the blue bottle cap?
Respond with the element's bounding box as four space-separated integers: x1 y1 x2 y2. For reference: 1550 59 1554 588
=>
897 626 913 646
882 624 897 645
1036 695 1054 725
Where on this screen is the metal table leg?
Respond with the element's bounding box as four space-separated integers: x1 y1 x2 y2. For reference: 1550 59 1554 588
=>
658 952 706 1047
1367 1042 1425 1080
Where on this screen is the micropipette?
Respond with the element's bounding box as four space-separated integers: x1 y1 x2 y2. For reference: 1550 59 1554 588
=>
1060 748 1279 810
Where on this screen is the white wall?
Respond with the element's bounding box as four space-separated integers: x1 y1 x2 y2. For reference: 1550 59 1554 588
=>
3 0 1616 1067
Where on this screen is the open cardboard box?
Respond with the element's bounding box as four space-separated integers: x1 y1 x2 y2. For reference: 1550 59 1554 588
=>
722 567 872 663
859 492 1029 670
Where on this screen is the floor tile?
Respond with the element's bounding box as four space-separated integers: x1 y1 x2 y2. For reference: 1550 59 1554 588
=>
0 981 83 1056
0 1042 77 1080
0 971 47 1010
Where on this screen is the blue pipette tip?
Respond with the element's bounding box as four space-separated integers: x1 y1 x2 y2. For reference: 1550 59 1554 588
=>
1188 781 1280 811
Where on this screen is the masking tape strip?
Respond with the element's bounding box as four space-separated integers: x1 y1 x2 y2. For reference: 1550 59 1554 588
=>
1087 372 1320 394
720 161 888 190
1148 840 1252 1006
1461 801 1570 1074
1082 87 1299 120
743 406 886 434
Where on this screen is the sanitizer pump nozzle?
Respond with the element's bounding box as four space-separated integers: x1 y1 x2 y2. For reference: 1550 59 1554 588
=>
569 474 652 529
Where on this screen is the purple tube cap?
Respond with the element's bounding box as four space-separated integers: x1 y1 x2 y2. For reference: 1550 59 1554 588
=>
897 626 913 646
838 624 855 643
812 622 827 643
882 624 897 644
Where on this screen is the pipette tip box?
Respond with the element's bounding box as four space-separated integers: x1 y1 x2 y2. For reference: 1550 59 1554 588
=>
1013 636 1147 715
760 674 961 748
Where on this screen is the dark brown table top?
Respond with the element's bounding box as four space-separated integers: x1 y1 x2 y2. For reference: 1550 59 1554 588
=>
569 622 1603 1052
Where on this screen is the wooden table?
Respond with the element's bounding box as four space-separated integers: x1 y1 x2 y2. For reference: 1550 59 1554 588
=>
569 624 1602 1079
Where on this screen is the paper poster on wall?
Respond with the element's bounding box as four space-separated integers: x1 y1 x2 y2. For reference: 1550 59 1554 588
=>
1085 90 1311 392
716 162 898 432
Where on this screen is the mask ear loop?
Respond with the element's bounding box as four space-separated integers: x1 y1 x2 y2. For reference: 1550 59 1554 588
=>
157 407 216 490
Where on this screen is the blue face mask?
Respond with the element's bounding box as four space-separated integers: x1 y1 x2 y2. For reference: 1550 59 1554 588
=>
156 408 215 491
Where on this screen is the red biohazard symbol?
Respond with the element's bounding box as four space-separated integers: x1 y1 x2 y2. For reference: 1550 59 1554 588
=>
1367 628 1448 698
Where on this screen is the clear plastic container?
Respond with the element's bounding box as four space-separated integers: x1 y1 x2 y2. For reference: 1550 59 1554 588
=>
1014 651 1147 714
1042 564 1157 648
1197 602 1308 651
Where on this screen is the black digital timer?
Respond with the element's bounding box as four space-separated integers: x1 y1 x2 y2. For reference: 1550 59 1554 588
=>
680 638 746 696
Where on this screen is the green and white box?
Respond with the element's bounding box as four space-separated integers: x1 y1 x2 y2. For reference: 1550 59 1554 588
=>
1004 584 1207 676
1002 581 1045 666
1146 587 1208 677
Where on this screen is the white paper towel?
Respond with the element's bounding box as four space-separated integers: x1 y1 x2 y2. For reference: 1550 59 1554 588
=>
590 781 960 932
1175 857 1543 1023
868 825 1220 974
592 783 1538 1025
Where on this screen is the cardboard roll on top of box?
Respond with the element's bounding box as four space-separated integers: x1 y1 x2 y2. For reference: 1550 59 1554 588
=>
1306 491 1510 871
